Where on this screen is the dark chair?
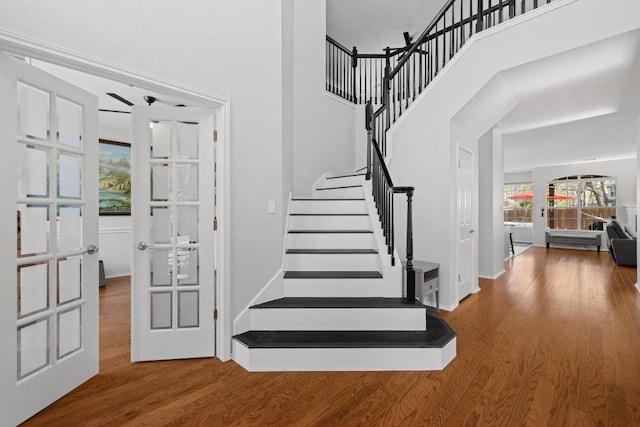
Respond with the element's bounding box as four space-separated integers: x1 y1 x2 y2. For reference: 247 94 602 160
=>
606 220 637 267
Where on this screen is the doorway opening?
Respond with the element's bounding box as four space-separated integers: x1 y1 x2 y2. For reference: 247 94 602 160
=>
1 40 231 362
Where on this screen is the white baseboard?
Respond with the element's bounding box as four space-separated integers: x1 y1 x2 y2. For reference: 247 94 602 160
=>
479 270 505 280
232 269 284 335
635 283 640 293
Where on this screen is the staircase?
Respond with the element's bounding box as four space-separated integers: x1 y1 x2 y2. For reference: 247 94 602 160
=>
232 173 456 371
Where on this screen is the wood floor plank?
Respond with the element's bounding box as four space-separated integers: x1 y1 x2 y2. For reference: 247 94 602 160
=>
20 247 640 426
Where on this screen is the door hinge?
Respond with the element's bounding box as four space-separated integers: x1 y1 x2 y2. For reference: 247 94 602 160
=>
213 217 218 231
213 130 218 142
214 309 218 321
458 274 461 282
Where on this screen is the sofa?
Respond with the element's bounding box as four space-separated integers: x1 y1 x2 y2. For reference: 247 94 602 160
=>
606 219 637 267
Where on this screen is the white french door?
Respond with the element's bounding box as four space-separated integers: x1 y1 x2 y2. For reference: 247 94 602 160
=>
131 106 216 361
0 53 99 425
457 147 475 301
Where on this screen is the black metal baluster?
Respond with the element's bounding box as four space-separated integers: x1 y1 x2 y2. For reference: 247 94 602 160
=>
351 47 357 103
477 0 485 32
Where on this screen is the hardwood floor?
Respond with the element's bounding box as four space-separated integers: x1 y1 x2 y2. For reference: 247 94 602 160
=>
22 247 640 426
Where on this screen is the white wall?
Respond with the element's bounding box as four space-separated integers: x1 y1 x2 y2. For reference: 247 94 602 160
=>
290 1 357 196
0 0 285 319
505 171 533 184
532 158 637 246
387 0 640 310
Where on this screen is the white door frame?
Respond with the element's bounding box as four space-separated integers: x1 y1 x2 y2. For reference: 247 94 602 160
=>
0 30 232 361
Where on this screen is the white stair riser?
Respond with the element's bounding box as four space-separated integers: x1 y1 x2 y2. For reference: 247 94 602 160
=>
285 278 394 297
285 253 379 271
233 338 457 371
288 215 370 230
324 175 365 187
313 186 363 199
290 200 368 215
286 232 376 249
249 307 426 331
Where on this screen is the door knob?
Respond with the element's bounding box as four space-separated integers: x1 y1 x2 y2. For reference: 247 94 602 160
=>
469 228 475 234
137 241 154 250
85 245 99 254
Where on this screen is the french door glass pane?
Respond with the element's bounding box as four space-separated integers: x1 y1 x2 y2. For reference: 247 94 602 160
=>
150 292 172 329
178 291 199 328
151 164 170 201
57 256 82 304
17 262 49 317
151 206 171 244
174 163 198 201
57 307 82 359
151 121 171 159
17 204 49 258
177 122 198 159
177 206 199 244
57 205 82 251
57 152 82 199
57 97 82 148
151 248 172 287
18 318 49 380
176 248 198 286
17 82 50 142
18 144 50 199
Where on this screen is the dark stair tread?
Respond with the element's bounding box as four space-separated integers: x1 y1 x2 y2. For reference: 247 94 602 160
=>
289 213 368 216
316 185 362 191
326 173 367 180
251 297 425 309
286 249 377 254
288 229 373 234
233 321 455 349
284 271 383 279
291 198 365 201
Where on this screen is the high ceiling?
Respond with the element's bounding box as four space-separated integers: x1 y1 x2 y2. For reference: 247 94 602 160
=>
499 29 640 172
326 0 449 53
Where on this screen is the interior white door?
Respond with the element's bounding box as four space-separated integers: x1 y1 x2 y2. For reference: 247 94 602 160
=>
131 106 216 361
0 53 99 425
457 147 475 300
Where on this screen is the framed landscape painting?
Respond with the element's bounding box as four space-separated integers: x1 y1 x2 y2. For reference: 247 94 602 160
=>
99 140 131 215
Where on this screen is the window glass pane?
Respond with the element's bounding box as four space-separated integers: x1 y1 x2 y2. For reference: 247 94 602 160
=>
57 307 82 359
17 204 50 257
18 82 50 142
547 176 616 230
17 261 49 317
504 182 533 224
57 152 82 199
57 205 82 252
18 144 50 199
57 97 82 148
18 318 49 380
58 255 82 304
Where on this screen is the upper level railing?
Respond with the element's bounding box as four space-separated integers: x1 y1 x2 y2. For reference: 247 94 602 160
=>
328 0 555 301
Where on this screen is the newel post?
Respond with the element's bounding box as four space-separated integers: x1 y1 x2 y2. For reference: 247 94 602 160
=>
405 187 415 302
365 101 372 181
